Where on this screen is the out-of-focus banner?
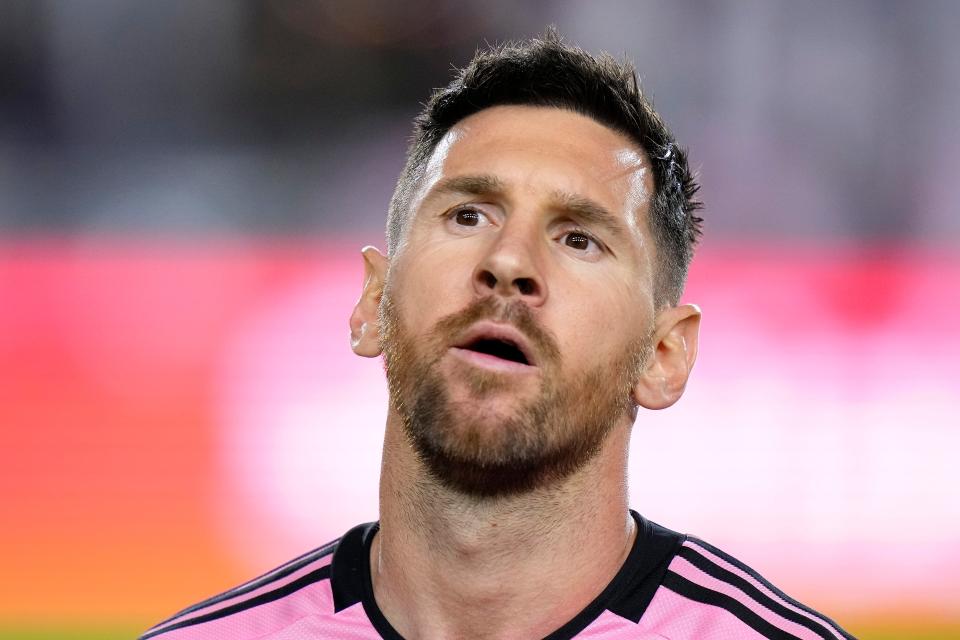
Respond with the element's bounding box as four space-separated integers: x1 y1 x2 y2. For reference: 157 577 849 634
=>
1 239 957 639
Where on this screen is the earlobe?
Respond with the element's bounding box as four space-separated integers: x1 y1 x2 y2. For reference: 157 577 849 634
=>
632 303 701 410
349 246 389 358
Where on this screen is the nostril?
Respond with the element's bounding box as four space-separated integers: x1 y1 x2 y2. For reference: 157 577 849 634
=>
480 271 497 289
515 278 536 296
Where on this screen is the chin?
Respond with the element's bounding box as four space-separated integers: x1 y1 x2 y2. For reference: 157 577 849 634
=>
439 401 525 443
415 425 604 500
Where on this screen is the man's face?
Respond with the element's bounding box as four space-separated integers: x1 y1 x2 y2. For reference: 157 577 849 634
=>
380 105 658 498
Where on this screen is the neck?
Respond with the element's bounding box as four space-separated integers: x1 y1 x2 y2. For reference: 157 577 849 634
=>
370 412 636 640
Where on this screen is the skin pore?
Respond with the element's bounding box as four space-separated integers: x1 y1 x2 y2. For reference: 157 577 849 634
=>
349 106 701 639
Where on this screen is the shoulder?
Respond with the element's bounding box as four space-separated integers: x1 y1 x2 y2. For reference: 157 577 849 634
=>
139 538 340 640
642 535 856 640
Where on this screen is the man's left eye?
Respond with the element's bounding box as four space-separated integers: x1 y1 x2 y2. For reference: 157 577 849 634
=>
562 231 597 252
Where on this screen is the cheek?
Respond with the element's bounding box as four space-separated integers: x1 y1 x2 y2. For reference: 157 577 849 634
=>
552 277 647 362
389 244 476 325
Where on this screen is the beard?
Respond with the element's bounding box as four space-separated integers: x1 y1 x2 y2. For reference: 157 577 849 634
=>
379 292 650 499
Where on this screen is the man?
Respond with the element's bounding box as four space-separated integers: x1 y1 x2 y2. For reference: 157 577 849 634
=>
142 32 855 640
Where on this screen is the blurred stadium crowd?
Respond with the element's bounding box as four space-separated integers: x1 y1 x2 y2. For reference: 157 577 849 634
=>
1 0 958 243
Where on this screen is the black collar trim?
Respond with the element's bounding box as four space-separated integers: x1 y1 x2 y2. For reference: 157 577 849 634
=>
329 511 682 640
330 520 377 613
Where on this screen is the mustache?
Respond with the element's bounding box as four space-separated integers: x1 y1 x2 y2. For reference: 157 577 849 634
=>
429 296 561 366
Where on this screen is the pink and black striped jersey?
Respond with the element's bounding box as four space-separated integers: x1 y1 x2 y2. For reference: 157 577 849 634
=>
141 511 855 640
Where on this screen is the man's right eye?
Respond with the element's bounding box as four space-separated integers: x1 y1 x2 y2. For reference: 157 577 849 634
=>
449 207 487 227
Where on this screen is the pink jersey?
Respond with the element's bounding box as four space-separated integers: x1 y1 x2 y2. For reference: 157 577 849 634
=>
141 512 854 639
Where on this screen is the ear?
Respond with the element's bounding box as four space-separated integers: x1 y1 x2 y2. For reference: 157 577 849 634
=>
349 246 389 358
632 303 701 410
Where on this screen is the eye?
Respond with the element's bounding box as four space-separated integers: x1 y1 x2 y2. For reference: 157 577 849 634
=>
560 229 601 254
563 231 594 251
455 208 482 226
445 205 492 230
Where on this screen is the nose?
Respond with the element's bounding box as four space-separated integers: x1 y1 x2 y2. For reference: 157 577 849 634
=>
472 223 548 305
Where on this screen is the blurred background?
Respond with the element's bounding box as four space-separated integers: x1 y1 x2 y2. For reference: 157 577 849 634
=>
1 1 958 638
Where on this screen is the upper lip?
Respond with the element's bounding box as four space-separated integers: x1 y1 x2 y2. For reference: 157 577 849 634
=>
452 320 537 367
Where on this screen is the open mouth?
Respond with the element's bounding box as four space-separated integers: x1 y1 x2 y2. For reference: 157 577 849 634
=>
461 337 530 365
452 322 537 369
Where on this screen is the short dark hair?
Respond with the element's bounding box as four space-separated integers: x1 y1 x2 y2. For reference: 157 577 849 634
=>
387 29 702 306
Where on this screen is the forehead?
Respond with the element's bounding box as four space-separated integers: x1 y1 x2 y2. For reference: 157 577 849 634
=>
416 105 653 229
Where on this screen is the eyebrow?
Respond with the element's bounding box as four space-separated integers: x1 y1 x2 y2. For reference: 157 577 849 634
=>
423 173 629 242
548 190 629 243
425 174 507 200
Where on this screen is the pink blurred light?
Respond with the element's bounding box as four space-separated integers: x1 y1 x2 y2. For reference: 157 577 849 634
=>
168 242 957 615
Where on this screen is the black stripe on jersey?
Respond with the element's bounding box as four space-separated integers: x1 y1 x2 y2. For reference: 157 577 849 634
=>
149 540 338 630
143 541 338 635
662 571 801 640
677 546 842 640
685 538 855 640
140 565 331 640
161 538 340 631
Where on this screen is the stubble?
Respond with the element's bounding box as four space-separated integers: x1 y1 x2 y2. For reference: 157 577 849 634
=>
380 293 649 499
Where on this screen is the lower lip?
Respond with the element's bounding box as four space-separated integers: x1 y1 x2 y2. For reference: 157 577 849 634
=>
449 347 537 373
